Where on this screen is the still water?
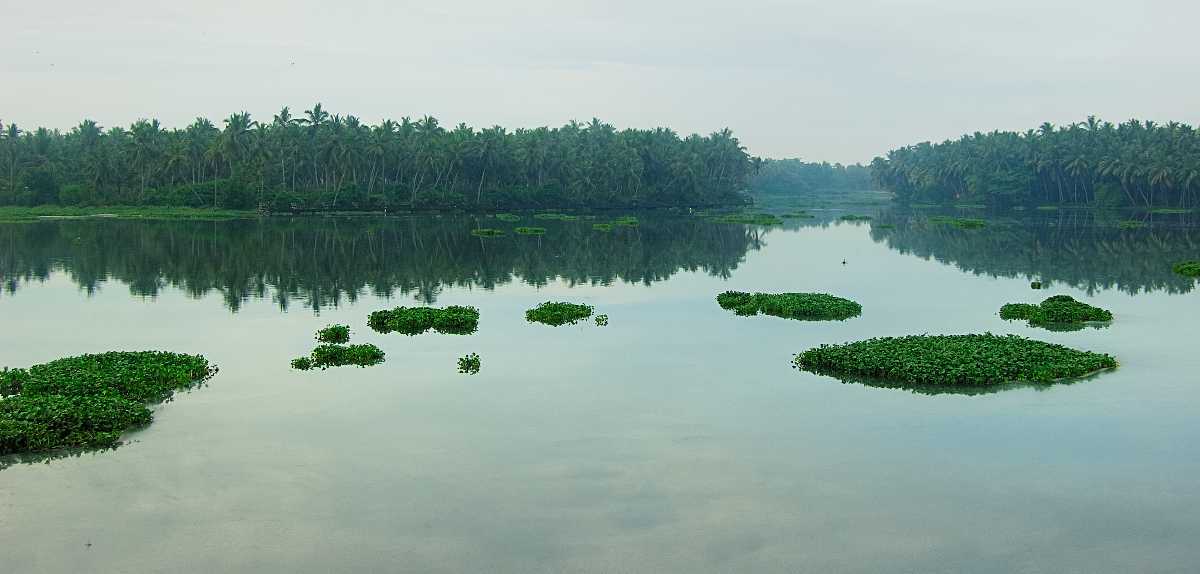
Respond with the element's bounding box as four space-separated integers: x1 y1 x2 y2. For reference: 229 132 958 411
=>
1 211 1198 573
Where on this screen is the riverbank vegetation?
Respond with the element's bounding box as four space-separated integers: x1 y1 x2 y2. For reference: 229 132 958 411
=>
999 295 1113 328
0 108 753 211
717 291 862 321
871 117 1200 208
748 159 874 196
794 334 1116 386
1 351 215 456
368 305 480 335
525 301 594 326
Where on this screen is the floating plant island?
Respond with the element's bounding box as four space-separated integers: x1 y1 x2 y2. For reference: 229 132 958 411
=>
999 295 1113 329
525 301 595 326
717 291 862 321
368 305 480 335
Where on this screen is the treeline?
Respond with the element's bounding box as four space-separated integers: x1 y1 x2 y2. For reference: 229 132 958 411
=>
871 117 1200 208
749 158 873 195
0 105 753 211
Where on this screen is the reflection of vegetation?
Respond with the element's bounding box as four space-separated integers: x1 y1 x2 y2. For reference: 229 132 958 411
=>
526 301 594 326
1 351 215 458
0 214 762 311
1174 261 1200 278
929 216 986 229
1000 295 1112 329
794 334 1116 387
840 214 872 221
368 306 480 335
870 209 1200 294
717 291 861 321
316 324 350 344
457 353 481 375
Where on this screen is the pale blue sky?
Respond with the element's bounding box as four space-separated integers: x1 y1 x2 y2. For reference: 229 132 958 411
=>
2 0 1197 163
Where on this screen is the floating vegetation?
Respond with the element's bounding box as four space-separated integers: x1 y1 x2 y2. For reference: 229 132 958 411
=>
954 203 987 209
592 223 614 232
316 324 351 344
1117 220 1147 230
290 357 314 371
514 226 546 235
1030 281 1043 289
533 213 578 221
1035 205 1060 211
782 211 814 219
839 214 872 221
793 334 1117 387
711 213 782 225
368 305 480 335
526 301 595 326
0 351 216 456
1173 261 1200 278
494 213 522 222
470 228 505 238
999 294 1113 329
929 216 986 229
457 353 481 375
293 344 386 370
613 215 640 227
594 314 609 326
716 291 861 321
1151 208 1191 214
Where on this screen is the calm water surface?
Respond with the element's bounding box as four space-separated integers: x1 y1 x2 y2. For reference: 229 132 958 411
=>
1 211 1198 573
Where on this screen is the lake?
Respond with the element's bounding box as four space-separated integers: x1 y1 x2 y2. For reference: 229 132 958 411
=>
2 209 1198 573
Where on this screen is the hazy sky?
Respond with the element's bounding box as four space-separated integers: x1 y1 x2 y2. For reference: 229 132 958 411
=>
3 0 1197 163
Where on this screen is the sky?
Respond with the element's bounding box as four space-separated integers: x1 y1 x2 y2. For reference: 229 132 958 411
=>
2 0 1198 164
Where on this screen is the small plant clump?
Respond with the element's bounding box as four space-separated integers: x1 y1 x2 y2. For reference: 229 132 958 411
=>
929 216 986 229
711 213 782 225
514 226 546 235
0 351 216 456
793 333 1117 387
1173 261 1200 278
716 291 861 321
368 305 480 335
457 353 481 375
594 314 609 326
592 223 614 232
494 213 522 222
1117 220 1146 230
1030 281 1043 289
470 228 505 238
782 211 814 219
526 301 595 326
999 294 1113 328
533 212 578 221
316 324 351 344
613 215 639 226
839 214 872 221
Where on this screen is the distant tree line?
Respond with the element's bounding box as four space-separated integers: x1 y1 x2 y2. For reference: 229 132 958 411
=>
0 105 754 211
748 158 873 196
870 117 1200 208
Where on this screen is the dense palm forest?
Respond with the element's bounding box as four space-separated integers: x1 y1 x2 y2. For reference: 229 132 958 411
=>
748 159 873 196
870 117 1200 208
0 105 753 210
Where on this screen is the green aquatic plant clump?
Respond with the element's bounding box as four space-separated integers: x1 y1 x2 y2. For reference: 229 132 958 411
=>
711 213 783 225
315 324 351 344
999 295 1113 328
592 223 614 232
613 215 640 226
470 228 505 238
494 213 522 222
368 305 480 335
1173 261 1200 278
308 344 386 370
457 353 481 375
839 214 872 221
929 216 986 229
594 314 609 326
525 301 595 326
0 351 217 456
716 291 862 321
533 212 576 221
514 226 546 235
794 334 1117 386
1118 220 1147 230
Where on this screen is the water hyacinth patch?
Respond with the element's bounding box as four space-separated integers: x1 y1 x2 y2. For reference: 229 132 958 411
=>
711 213 782 225
526 301 595 326
1173 261 1200 278
594 314 609 326
592 223 614 232
716 291 861 321
306 344 386 370
470 228 505 238
533 213 578 221
839 214 872 221
793 333 1117 387
368 305 480 335
457 353 481 375
999 295 1113 328
613 216 639 226
494 213 521 222
514 226 546 235
0 351 217 456
316 324 351 344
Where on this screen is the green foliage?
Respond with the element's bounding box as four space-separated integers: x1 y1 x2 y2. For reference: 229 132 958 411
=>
494 213 521 222
592 223 614 231
290 357 314 371
470 228 505 237
748 159 875 196
534 213 574 220
716 291 862 321
1173 261 1200 277
1030 281 1043 289
594 314 609 326
1150 208 1191 214
1117 220 1146 229
457 353 481 375
613 216 640 226
305 344 386 369
929 216 986 229
368 305 480 335
525 301 594 326
315 324 351 344
794 334 1117 386
999 295 1113 328
711 213 782 225
514 226 546 235
839 214 872 221
0 351 216 456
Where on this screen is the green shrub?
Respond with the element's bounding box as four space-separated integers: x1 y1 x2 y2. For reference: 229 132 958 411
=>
457 353 481 375
514 226 546 235
794 333 1117 386
316 324 351 344
1173 261 1200 278
368 305 480 335
717 291 861 321
525 301 594 326
470 228 505 237
999 295 1113 328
